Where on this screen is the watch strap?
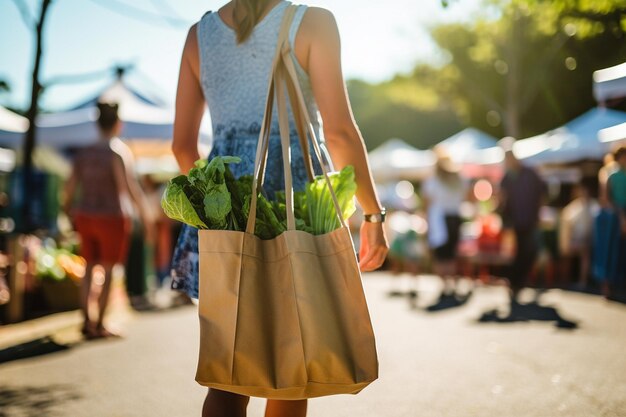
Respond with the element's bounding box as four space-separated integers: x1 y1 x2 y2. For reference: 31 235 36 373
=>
364 210 386 223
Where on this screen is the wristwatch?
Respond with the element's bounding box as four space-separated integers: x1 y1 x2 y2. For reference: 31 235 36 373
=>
364 209 386 223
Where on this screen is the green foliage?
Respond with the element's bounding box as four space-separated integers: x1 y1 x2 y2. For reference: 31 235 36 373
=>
347 79 462 151
161 156 357 239
347 0 626 147
306 165 358 235
161 177 208 229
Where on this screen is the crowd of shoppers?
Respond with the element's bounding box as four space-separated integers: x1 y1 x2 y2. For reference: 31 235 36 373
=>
61 106 626 339
389 140 626 304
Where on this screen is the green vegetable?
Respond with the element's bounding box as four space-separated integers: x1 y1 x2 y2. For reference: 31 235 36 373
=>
306 165 357 235
161 177 207 229
161 156 357 239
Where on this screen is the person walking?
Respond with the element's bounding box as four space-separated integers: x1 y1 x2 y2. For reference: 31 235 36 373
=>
422 153 469 304
497 138 547 303
559 181 599 289
170 1 389 416
593 147 626 298
63 102 153 339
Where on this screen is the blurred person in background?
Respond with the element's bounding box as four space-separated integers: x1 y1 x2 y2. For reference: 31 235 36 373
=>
497 138 547 304
63 102 154 339
593 147 626 299
141 174 172 288
598 152 619 206
422 152 470 303
559 180 599 290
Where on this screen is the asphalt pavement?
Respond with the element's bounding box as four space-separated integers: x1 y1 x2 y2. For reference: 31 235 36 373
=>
1 273 625 417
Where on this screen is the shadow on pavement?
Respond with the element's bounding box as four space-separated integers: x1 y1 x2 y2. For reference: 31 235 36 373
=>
425 292 473 312
0 384 81 417
561 284 626 305
0 337 73 364
477 301 579 329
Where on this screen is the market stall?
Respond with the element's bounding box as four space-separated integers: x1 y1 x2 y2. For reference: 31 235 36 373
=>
0 106 28 148
594 62 626 104
0 81 211 150
513 107 626 166
368 138 436 182
435 127 504 181
599 122 626 145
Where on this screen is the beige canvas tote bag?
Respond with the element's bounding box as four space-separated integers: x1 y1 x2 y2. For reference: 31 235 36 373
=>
195 5 378 400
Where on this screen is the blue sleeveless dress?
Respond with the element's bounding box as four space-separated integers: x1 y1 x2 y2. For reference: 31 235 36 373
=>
171 2 328 299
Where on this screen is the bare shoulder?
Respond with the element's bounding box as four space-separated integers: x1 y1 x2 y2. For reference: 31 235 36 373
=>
300 7 339 37
110 138 133 165
184 23 199 56
181 23 201 78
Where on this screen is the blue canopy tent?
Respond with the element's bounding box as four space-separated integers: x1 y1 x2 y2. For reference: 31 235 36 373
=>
368 138 436 182
436 127 500 164
513 107 626 165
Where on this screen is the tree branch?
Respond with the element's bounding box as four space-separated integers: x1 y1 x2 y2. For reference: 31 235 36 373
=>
9 0 35 28
87 0 190 29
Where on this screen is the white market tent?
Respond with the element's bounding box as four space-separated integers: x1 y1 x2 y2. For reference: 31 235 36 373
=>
0 107 71 175
0 81 211 149
0 106 29 146
0 107 26 172
594 62 626 103
436 128 499 163
368 138 436 182
513 107 626 165
0 148 16 172
599 122 626 145
435 127 504 173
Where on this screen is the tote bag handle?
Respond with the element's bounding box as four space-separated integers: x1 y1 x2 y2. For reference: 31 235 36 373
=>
246 5 347 234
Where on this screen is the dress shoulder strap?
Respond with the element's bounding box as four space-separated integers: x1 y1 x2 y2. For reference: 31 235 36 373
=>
288 4 308 47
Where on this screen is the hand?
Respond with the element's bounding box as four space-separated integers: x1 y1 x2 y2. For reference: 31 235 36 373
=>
144 222 157 245
358 221 389 272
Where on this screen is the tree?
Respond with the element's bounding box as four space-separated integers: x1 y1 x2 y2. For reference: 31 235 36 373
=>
429 0 626 138
348 0 626 149
347 78 462 151
9 0 55 232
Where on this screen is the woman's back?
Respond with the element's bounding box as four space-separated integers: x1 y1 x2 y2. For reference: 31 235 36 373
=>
73 143 123 215
197 1 318 142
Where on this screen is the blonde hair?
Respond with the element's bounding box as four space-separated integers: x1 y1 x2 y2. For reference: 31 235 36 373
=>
234 0 273 44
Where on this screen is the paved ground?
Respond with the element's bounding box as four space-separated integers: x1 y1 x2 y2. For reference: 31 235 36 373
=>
1 272 625 417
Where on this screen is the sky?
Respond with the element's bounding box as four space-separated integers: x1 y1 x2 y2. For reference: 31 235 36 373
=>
0 0 482 111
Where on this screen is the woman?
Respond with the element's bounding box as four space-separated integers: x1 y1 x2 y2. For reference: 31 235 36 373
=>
63 102 152 338
422 153 469 303
171 1 389 416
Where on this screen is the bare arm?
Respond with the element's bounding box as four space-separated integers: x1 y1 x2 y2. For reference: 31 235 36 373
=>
111 141 146 210
110 142 155 241
298 8 388 270
607 176 626 233
172 24 205 175
62 163 79 214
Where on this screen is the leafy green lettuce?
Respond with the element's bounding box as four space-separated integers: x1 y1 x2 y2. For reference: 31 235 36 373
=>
161 156 357 239
306 165 357 235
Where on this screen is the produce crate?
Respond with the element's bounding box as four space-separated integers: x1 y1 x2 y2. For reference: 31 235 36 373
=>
40 278 80 311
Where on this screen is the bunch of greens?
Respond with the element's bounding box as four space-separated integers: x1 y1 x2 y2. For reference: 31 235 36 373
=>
161 156 357 239
36 239 86 282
